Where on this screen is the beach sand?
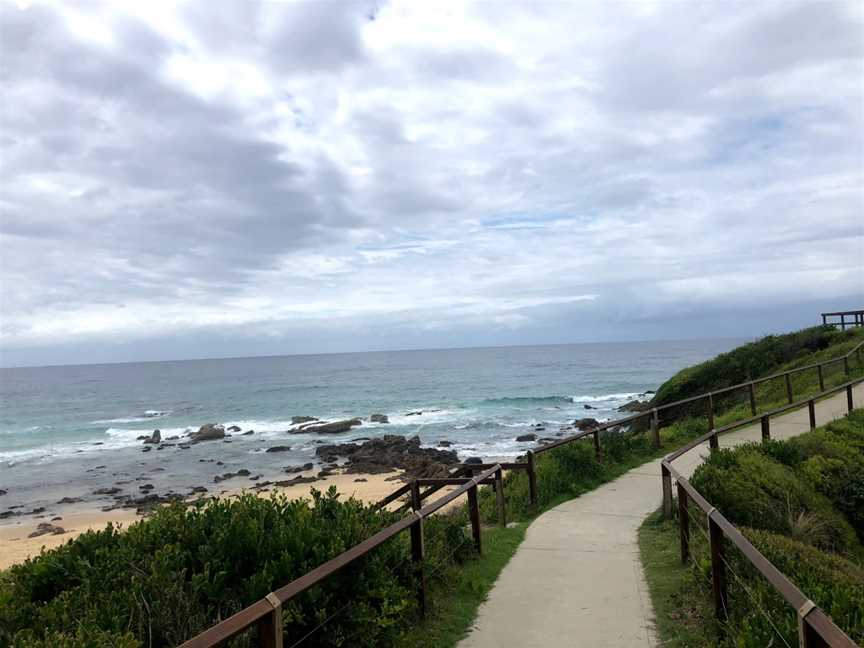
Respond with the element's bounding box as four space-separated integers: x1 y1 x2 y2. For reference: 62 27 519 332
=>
0 469 446 571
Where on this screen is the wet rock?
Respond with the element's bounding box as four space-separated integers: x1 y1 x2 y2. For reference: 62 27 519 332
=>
291 416 318 424
274 476 319 487
137 435 149 441
143 429 161 445
29 507 46 514
354 478 368 482
618 400 648 413
93 487 122 495
29 522 65 538
370 413 389 423
56 497 82 504
584 404 595 410
573 418 600 431
315 435 458 478
139 484 154 491
464 457 483 465
0 510 17 520
227 425 241 432
190 486 208 494
142 446 152 453
405 411 422 417
237 469 251 476
51 516 62 521
265 445 292 453
242 430 254 435
317 470 335 478
297 418 363 435
0 489 6 496
191 423 225 442
285 463 314 474
515 433 537 442
438 440 452 447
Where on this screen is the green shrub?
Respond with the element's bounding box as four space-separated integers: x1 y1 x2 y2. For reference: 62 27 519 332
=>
0 487 471 647
721 529 864 647
690 446 860 556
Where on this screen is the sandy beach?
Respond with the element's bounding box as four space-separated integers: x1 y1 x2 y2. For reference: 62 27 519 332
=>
0 469 429 571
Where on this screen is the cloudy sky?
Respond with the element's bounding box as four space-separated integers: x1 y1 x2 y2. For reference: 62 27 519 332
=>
0 0 862 367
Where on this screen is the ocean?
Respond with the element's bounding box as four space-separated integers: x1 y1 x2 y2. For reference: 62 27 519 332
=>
0 339 741 512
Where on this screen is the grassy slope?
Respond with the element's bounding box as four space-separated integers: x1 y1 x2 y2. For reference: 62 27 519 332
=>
404 327 864 647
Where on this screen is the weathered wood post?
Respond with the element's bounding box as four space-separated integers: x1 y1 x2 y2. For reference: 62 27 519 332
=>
705 393 715 431
257 593 284 648
841 313 846 331
817 364 825 392
844 356 850 376
661 463 673 519
847 384 854 413
785 373 793 404
798 602 830 648
748 383 757 415
410 479 421 512
410 515 426 616
651 408 660 448
808 400 816 430
467 484 482 554
761 415 770 442
494 467 506 527
526 450 538 509
709 429 719 451
822 313 827 326
677 482 689 564
708 511 728 621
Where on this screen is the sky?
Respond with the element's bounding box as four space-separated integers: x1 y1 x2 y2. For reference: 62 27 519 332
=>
0 0 862 367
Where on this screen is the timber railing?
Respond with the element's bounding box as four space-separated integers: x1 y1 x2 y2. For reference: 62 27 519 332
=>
822 309 864 330
180 336 864 647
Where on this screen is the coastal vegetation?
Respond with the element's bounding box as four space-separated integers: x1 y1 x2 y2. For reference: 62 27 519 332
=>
639 411 864 647
1 325 862 647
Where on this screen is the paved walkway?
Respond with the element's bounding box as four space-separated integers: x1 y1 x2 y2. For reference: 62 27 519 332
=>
457 384 863 648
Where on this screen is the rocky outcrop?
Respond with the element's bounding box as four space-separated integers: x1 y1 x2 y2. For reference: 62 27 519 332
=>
438 440 452 447
227 425 241 432
370 414 389 423
297 418 362 434
618 399 648 413
265 445 292 453
464 457 483 465
573 418 600 431
56 497 82 504
143 429 161 444
515 433 537 442
285 463 314 473
28 522 65 538
315 435 458 478
214 469 251 483
291 416 318 424
191 423 225 442
93 487 122 495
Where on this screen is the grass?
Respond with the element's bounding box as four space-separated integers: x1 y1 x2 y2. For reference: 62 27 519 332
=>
398 523 528 647
638 510 716 647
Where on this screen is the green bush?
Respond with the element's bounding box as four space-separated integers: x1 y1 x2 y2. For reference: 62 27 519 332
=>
721 529 864 647
690 446 860 556
0 488 471 647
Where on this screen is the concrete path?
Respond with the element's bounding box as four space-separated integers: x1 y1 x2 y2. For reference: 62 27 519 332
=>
457 384 863 648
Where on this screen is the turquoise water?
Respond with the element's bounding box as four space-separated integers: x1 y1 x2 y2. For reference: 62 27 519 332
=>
0 340 740 511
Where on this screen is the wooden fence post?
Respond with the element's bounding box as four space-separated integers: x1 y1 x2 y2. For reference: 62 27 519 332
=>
661 464 673 519
494 467 506 527
467 484 482 554
709 430 719 451
808 400 816 430
785 373 793 404
257 593 283 648
817 364 825 392
593 430 601 458
410 479 421 512
708 511 728 621
847 384 854 413
651 408 660 448
798 601 829 648
705 393 715 431
844 356 850 376
526 450 538 509
410 516 426 617
761 415 770 442
677 482 689 564
748 383 757 416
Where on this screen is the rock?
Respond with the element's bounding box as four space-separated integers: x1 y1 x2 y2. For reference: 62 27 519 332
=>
464 457 483 465
317 470 335 478
618 400 648 413
0 511 17 520
190 486 208 494
265 445 292 453
242 430 254 435
93 487 122 495
515 433 537 442
354 478 368 482
573 418 600 431
645 390 656 394
28 522 65 538
191 423 225 442
297 419 363 434
143 429 161 444
405 411 422 417
227 425 241 432
370 413 389 423
29 507 45 514
274 476 319 487
285 463 314 473
56 497 82 504
139 484 154 491
315 435 458 478
584 404 595 410
0 489 6 496
438 440 452 447
142 446 152 452
136 435 149 441
291 416 318 424
165 435 179 441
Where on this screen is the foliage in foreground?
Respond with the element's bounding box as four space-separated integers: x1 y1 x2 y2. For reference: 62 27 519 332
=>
0 488 472 648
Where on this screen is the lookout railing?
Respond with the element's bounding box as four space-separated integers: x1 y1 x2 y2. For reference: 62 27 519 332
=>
822 309 864 330
179 337 864 648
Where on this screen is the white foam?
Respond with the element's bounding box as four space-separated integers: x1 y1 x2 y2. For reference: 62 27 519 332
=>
571 392 643 403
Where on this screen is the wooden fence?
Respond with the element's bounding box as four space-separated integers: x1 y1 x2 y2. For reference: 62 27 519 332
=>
822 309 864 330
179 338 864 647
